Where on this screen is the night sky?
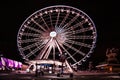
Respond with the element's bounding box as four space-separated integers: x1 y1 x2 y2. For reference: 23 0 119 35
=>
0 0 120 66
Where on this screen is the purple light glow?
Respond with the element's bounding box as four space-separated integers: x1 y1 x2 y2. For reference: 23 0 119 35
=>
14 60 19 68
1 57 22 69
0 61 2 68
8 59 14 67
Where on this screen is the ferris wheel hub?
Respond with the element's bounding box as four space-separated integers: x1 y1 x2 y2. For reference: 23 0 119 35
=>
50 31 57 37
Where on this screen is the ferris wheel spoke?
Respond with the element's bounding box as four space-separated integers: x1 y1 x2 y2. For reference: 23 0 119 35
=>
24 25 43 34
59 10 70 27
31 18 47 31
20 38 40 43
21 33 40 37
54 39 63 54
65 27 94 37
37 44 49 59
68 35 94 39
43 46 52 59
65 20 86 31
64 42 85 56
73 27 94 34
21 41 42 51
49 12 53 27
36 38 52 59
40 16 50 30
65 19 92 34
66 39 92 48
55 38 77 62
25 45 42 59
53 46 56 60
72 20 86 29
55 10 60 27
63 14 79 29
59 44 77 63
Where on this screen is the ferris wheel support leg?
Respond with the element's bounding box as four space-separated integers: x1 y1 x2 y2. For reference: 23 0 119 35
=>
65 60 73 73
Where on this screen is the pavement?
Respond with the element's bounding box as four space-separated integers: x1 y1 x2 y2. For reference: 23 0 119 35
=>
0 70 120 80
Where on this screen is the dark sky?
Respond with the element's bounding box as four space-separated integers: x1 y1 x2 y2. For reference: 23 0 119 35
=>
0 0 120 65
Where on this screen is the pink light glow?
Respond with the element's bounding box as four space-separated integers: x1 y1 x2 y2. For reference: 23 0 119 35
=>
1 57 22 68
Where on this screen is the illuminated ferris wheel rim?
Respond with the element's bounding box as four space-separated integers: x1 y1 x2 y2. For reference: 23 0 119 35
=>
17 5 97 66
19 5 97 31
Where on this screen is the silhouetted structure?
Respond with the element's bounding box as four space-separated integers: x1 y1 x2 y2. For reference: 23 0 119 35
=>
96 48 120 72
88 61 94 71
106 48 119 64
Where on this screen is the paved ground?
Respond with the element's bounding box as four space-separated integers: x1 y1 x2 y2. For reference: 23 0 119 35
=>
0 71 120 80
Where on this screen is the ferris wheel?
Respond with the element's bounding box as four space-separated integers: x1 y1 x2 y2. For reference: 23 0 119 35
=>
17 5 97 67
